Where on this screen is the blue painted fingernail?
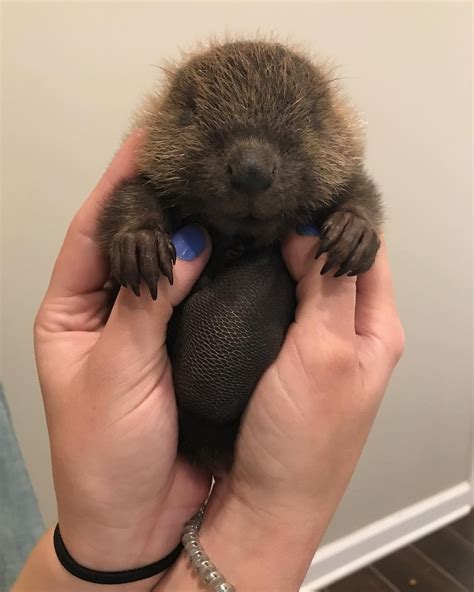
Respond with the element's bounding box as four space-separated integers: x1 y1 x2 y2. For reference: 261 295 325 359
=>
296 223 320 236
172 224 206 261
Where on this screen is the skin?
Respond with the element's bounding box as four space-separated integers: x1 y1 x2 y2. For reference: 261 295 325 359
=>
13 132 403 592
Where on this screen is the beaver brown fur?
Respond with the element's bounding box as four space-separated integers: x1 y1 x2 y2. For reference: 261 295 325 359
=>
98 39 382 297
97 39 383 471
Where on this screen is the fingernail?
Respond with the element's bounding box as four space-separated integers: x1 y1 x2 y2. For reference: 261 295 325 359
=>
296 223 320 236
172 224 206 261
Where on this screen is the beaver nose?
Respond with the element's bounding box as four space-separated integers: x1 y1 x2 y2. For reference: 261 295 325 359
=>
227 145 277 193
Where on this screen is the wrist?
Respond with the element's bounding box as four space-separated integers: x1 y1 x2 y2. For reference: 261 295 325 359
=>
200 482 323 590
56 505 187 582
13 529 161 592
160 481 326 591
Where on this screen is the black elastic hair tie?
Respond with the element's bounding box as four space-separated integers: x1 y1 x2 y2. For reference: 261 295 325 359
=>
53 524 183 585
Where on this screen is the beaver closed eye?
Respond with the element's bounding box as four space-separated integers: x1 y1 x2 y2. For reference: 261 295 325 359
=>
96 39 383 472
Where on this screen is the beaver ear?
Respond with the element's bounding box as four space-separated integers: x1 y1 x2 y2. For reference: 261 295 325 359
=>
168 68 197 108
167 72 197 126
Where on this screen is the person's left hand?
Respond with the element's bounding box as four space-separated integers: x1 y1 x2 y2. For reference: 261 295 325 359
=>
34 131 212 588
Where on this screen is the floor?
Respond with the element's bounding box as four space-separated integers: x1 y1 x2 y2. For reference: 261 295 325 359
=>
318 511 474 592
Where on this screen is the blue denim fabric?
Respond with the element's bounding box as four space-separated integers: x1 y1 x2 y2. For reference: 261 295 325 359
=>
0 385 44 591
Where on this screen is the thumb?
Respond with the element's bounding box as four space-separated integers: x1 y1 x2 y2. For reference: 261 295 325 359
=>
282 226 357 339
100 224 211 356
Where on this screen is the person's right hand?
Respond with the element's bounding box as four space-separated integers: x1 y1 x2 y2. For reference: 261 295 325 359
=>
162 230 404 592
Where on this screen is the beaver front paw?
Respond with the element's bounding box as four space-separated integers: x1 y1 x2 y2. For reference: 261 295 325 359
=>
316 211 380 277
110 227 176 299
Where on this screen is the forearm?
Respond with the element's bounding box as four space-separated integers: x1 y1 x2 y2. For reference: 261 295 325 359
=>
12 529 161 592
336 167 383 227
97 175 170 251
158 483 329 592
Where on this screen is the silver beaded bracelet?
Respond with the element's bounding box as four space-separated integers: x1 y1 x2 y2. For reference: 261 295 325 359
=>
182 505 236 591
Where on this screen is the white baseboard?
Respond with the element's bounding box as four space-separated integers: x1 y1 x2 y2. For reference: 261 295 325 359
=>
300 481 472 591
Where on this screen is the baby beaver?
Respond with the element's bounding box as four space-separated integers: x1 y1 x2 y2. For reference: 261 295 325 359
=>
98 39 383 472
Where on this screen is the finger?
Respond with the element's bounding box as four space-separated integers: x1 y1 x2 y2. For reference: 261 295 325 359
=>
46 130 143 300
283 227 321 282
99 225 211 356
282 230 357 339
355 237 405 366
355 237 399 336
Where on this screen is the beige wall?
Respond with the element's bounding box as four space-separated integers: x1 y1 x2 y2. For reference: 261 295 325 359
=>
2 1 472 545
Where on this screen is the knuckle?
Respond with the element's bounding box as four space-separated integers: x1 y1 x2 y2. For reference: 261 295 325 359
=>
122 230 134 243
33 311 42 336
33 308 48 342
389 320 406 364
135 229 150 242
331 243 349 262
379 318 405 366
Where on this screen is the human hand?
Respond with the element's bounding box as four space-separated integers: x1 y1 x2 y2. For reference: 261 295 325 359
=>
159 229 404 591
230 230 404 513
33 132 212 589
